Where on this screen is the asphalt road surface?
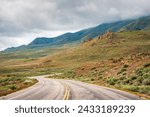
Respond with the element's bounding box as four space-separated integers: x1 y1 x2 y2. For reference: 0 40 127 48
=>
0 75 142 100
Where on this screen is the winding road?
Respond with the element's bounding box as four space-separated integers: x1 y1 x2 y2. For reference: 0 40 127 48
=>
0 75 142 100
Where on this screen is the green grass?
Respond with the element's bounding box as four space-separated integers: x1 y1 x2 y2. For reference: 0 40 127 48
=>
0 76 37 96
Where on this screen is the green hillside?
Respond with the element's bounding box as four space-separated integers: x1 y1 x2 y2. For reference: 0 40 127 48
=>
53 30 150 63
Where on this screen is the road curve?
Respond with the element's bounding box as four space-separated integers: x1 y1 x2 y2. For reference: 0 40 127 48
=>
0 75 142 100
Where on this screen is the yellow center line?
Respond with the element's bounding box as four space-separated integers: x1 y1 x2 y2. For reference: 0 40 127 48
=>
63 84 70 100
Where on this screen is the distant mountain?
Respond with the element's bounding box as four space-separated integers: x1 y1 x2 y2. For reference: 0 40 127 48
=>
4 15 150 52
28 21 133 47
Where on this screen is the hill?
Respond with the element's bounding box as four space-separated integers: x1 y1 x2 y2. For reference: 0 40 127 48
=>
51 30 150 63
43 30 149 98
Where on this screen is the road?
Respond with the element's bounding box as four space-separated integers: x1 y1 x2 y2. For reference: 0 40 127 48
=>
0 75 142 100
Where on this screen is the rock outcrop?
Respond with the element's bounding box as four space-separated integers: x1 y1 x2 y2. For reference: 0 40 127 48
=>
98 30 114 40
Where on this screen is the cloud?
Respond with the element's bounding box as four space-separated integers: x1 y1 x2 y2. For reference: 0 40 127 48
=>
0 0 150 50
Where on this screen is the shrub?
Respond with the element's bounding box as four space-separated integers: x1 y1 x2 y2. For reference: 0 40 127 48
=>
98 76 103 79
7 85 17 90
91 78 95 81
139 86 150 95
118 68 127 74
136 68 143 76
120 68 127 73
119 76 126 80
136 76 143 83
142 73 150 79
131 76 137 80
142 79 150 85
144 63 150 68
122 78 131 85
123 64 129 68
122 73 127 76
91 67 96 70
122 85 139 92
133 80 141 86
107 77 118 85
64 70 75 77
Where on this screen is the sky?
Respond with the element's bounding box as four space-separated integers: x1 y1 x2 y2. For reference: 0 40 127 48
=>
0 0 150 50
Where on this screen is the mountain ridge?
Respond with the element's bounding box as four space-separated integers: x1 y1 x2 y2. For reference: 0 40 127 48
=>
4 15 150 52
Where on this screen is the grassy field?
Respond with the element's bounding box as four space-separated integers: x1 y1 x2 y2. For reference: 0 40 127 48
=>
0 30 150 98
0 47 66 97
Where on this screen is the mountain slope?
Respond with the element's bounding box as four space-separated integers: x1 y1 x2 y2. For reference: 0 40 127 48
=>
4 15 150 52
43 30 150 98
51 30 150 63
28 20 133 46
120 16 150 31
28 15 150 46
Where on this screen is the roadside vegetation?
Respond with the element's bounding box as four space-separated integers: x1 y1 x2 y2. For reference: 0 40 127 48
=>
0 75 37 96
50 61 150 99
107 63 150 95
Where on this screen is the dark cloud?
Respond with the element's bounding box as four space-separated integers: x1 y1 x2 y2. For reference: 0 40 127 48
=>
0 0 150 49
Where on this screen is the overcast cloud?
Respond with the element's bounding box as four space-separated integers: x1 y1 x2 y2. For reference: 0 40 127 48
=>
0 0 150 50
